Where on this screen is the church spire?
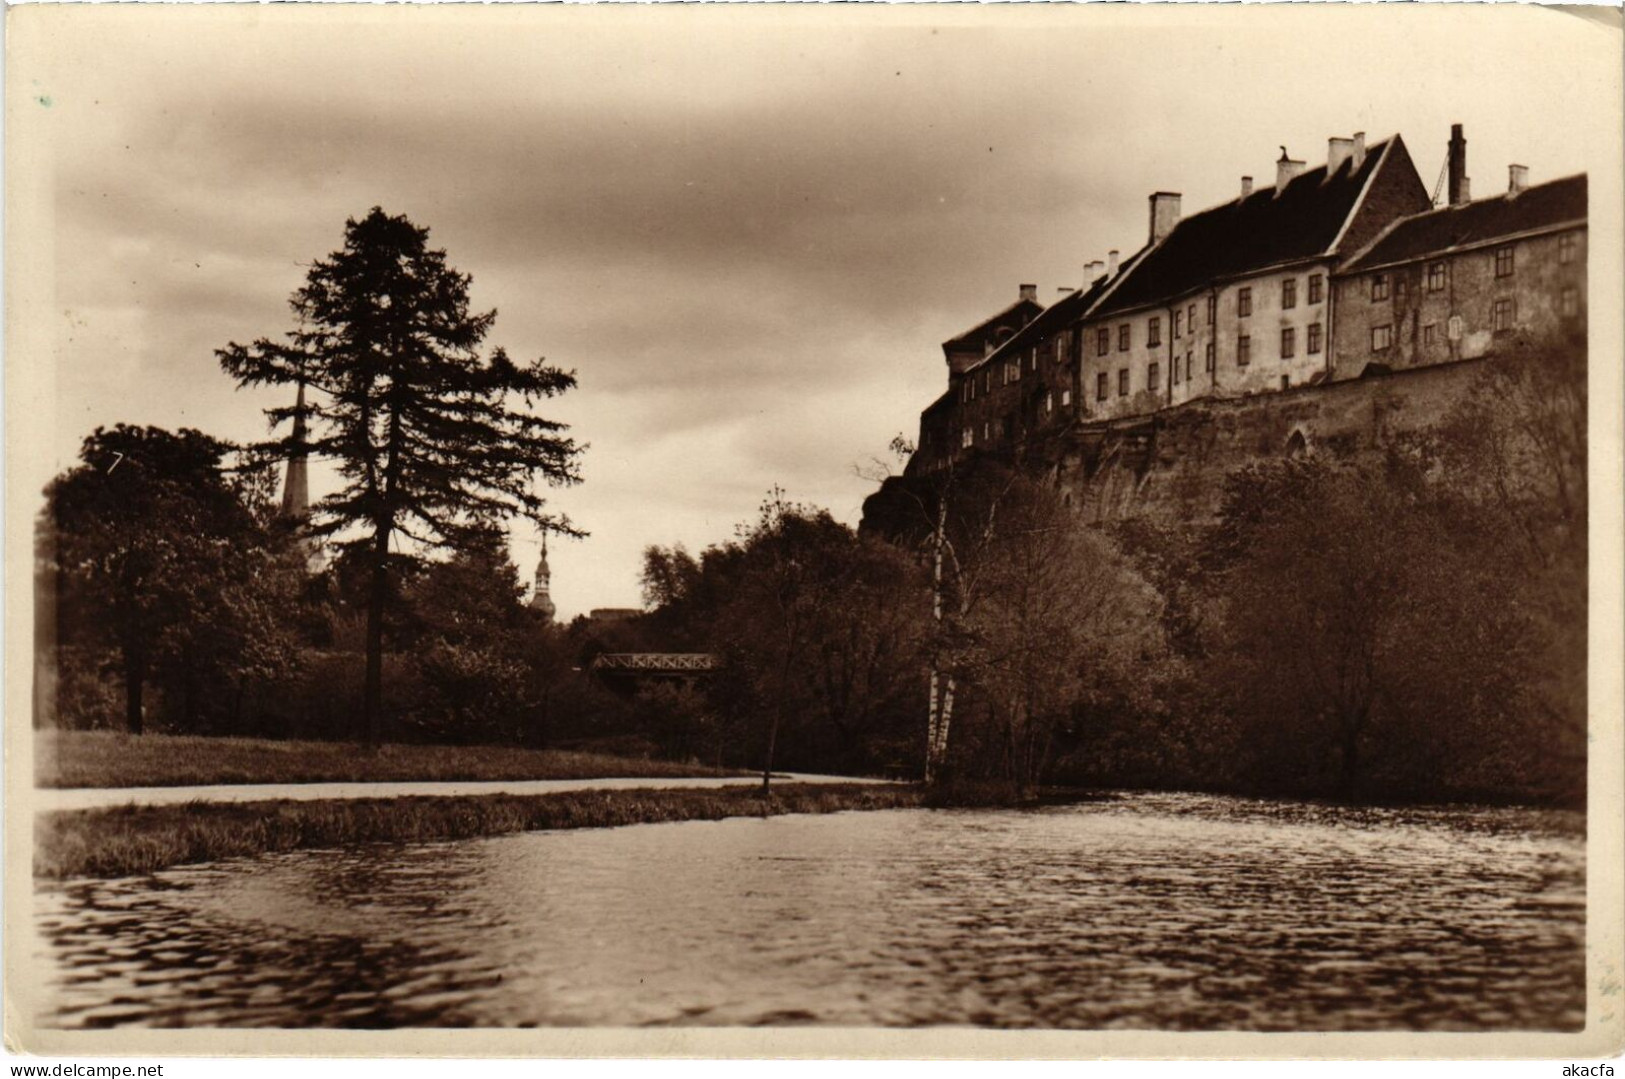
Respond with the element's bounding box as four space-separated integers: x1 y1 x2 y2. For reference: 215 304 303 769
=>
279 380 311 518
530 533 556 624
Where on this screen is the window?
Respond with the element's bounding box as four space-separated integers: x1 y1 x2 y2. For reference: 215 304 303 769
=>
1282 278 1297 310
1423 323 1436 345
1096 372 1108 401
1281 327 1295 359
1185 351 1193 382
1560 233 1578 264
1371 274 1390 302
1561 286 1579 317
1428 262 1446 291
961 427 973 448
1118 368 1129 396
1281 375 1291 391
1044 392 1053 414
1118 324 1131 351
1371 324 1393 351
1237 287 1252 317
1495 246 1515 278
1188 303 1197 331
1308 274 1324 304
1173 356 1182 384
1061 389 1072 407
962 381 973 403
1028 349 1038 373
1148 317 1162 348
1205 342 1215 371
1395 278 1408 302
982 371 990 394
1097 327 1110 356
1237 335 1251 366
983 422 990 441
1307 322 1322 355
1493 298 1515 333
1149 362 1161 391
1206 295 1216 325
1173 310 1183 339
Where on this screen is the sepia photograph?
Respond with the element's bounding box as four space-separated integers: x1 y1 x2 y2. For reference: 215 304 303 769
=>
5 1 1622 1062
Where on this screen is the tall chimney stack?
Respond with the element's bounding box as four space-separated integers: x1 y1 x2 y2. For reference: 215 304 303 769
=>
1351 132 1367 170
1107 249 1120 275
1240 176 1254 199
1327 136 1354 175
1447 123 1469 206
1019 283 1038 304
1148 195 1181 244
1508 164 1529 194
1275 148 1305 195
1085 259 1104 283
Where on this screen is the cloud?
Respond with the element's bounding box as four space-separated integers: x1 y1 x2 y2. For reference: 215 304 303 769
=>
24 3 1608 614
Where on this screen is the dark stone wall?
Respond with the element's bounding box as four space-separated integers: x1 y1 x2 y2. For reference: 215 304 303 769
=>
871 357 1492 535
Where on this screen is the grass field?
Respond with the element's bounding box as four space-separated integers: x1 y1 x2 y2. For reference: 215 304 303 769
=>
35 730 740 789
35 783 927 879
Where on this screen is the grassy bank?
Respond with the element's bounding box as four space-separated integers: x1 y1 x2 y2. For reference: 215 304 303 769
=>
36 783 925 879
36 730 740 789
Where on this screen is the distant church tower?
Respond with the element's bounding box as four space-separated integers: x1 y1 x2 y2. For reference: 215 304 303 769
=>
530 535 557 624
280 381 311 518
279 381 324 571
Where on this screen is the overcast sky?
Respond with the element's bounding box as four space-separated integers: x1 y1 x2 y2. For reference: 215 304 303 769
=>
15 4 1616 618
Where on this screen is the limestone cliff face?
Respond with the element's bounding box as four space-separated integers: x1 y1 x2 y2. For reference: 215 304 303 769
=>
863 357 1490 536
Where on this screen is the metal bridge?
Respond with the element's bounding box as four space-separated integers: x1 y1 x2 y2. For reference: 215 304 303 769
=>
589 653 722 676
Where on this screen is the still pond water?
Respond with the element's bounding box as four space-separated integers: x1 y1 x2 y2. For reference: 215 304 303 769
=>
36 793 1585 1030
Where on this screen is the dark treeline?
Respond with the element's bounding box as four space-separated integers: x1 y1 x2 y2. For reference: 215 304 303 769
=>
854 340 1585 807
38 335 1585 808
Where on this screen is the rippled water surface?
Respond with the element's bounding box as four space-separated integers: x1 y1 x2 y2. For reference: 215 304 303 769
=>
36 794 1584 1029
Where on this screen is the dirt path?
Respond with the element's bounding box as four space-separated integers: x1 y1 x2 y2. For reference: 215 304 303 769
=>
34 773 893 812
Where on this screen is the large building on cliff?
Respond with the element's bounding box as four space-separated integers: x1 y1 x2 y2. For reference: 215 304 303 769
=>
904 124 1588 488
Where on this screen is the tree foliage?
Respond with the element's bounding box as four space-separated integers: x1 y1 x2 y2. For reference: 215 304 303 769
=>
41 425 298 733
218 208 583 743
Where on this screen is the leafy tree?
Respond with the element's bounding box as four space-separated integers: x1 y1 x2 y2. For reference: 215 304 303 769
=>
956 477 1168 789
643 492 927 782
41 425 279 733
219 208 583 744
1204 455 1544 800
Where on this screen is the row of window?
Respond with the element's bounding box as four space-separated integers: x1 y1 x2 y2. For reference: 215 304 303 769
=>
959 390 1075 447
1367 237 1578 304
1089 323 1322 399
1088 275 1328 358
956 234 1583 415
1368 294 1549 351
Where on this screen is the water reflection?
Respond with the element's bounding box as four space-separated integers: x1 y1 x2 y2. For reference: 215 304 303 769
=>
36 793 1585 1029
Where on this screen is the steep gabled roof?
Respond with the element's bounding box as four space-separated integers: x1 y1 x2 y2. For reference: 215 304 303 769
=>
1341 173 1587 273
1095 136 1408 317
942 296 1045 351
962 267 1126 378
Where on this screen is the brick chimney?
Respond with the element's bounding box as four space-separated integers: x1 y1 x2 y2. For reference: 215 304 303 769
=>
1107 249 1120 275
1275 148 1305 195
1448 124 1470 206
1085 259 1104 283
1019 283 1038 304
1148 195 1180 244
1508 164 1529 194
1328 137 1354 175
1351 132 1367 171
1240 176 1254 199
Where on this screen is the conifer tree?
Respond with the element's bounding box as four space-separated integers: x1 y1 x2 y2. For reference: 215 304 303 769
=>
219 208 582 745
